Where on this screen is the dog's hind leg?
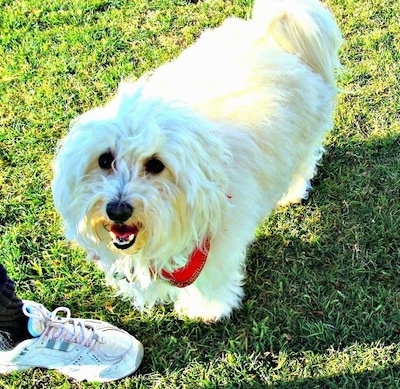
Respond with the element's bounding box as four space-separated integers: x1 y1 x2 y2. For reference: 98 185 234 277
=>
277 144 325 207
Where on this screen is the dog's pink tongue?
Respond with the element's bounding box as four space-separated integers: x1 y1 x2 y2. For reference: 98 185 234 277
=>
111 225 138 239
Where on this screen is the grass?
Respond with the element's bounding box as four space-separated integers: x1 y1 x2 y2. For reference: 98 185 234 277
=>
1 0 400 387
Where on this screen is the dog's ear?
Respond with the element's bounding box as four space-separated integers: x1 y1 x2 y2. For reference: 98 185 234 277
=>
52 110 107 241
158 109 232 239
52 123 87 241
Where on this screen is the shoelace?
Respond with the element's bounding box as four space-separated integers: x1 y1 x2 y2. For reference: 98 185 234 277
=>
23 304 97 348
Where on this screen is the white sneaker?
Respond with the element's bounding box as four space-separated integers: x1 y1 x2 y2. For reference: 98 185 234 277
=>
0 301 143 382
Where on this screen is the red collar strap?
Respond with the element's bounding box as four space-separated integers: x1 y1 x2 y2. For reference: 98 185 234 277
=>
160 237 211 288
157 194 230 287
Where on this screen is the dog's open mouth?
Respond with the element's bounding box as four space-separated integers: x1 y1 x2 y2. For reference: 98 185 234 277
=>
109 224 138 250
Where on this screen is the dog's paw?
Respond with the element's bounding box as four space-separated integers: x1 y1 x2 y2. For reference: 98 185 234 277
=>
174 304 225 323
174 295 234 322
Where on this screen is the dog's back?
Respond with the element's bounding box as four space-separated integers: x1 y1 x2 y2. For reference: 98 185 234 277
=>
142 0 343 205
144 0 342 113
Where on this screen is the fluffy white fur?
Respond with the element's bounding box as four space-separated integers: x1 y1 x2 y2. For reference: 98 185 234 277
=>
52 0 342 322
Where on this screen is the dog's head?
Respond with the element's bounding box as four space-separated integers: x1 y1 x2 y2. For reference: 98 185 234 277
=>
52 82 230 267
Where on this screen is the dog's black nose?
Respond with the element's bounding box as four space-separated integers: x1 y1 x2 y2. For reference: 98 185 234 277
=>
106 201 133 223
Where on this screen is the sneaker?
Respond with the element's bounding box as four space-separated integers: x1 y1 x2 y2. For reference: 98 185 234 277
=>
0 301 144 382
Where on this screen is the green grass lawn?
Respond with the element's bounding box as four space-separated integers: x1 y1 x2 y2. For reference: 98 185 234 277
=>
1 0 400 387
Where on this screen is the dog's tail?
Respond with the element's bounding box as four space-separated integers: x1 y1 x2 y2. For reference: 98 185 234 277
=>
252 0 342 87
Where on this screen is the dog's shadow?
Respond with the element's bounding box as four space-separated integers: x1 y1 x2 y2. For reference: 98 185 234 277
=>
78 135 400 387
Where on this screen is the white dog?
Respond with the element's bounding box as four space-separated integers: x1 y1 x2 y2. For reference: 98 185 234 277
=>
52 0 342 322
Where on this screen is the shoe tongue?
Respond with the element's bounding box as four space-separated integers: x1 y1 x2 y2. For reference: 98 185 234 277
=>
27 315 45 338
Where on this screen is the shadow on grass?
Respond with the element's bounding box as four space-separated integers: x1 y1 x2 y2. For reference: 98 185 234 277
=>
124 134 400 387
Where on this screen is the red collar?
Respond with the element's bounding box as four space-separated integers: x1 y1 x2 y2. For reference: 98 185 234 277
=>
160 237 211 288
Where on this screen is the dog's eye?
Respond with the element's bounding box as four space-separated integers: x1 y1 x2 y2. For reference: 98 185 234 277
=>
145 158 165 175
98 152 114 170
